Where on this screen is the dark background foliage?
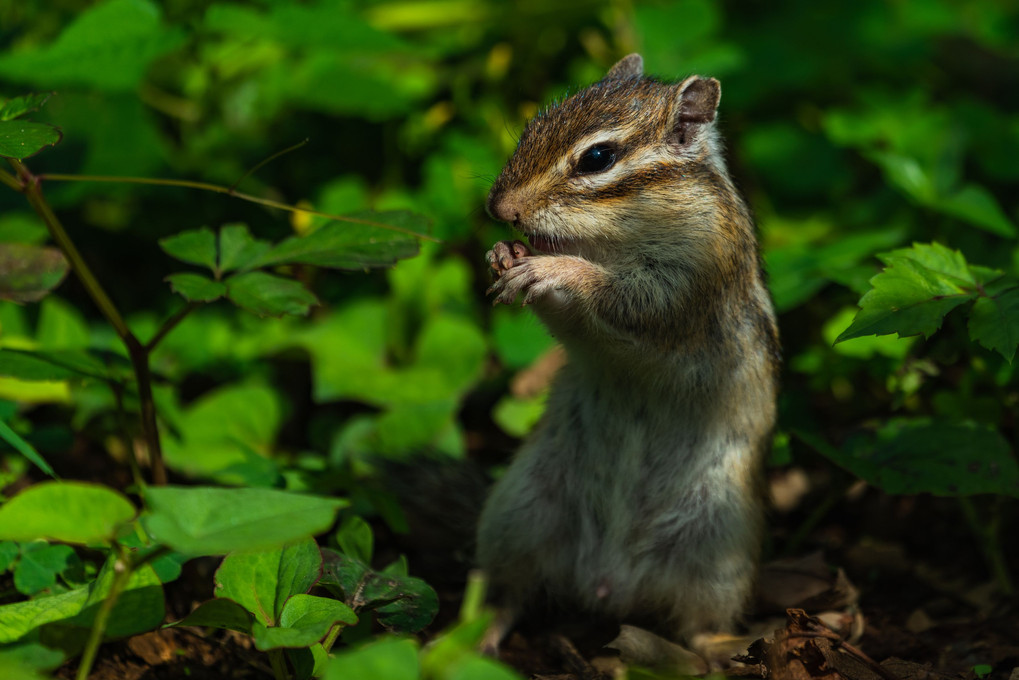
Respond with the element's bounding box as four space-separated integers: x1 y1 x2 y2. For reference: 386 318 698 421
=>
0 0 1017 678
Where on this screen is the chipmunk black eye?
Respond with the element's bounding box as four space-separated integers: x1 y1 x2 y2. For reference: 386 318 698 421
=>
576 144 616 175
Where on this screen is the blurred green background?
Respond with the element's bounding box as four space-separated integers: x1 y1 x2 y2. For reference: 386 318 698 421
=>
1 0 1018 552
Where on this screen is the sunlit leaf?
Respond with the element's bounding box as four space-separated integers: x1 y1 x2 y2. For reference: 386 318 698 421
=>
143 486 346 556
0 0 186 92
0 482 135 544
215 538 322 625
251 594 357 651
837 243 994 342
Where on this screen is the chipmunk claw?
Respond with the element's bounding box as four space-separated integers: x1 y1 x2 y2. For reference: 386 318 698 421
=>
487 240 531 279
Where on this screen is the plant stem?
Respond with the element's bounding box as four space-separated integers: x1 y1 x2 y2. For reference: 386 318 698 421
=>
4 160 167 486
321 623 343 654
76 548 135 680
958 497 1014 594
36 172 441 242
268 649 290 680
145 302 198 352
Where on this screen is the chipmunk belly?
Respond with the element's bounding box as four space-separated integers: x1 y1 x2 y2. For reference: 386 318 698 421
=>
477 353 765 635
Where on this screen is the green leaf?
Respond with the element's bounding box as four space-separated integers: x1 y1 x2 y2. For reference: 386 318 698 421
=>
837 243 990 343
320 549 437 633
0 93 54 122
14 544 75 595
251 594 357 651
0 0 186 92
335 515 373 564
252 212 423 270
215 538 321 625
165 272 226 303
0 348 123 384
935 184 1016 237
0 244 68 302
218 223 271 274
0 482 135 544
0 541 18 571
161 383 282 485
0 555 162 644
968 287 1019 363
324 637 420 680
0 121 62 160
0 584 89 644
809 421 1019 497
225 271 318 317
170 598 254 634
142 486 346 556
492 393 547 439
158 227 218 272
0 419 56 478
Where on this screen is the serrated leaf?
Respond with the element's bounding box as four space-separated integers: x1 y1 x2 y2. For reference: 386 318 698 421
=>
252 211 423 270
0 244 68 302
969 287 1019 363
142 486 346 556
165 272 226 302
0 121 62 160
816 421 1019 498
0 0 186 92
158 228 217 272
0 482 135 544
225 271 318 317
0 93 54 122
837 242 989 342
218 223 271 274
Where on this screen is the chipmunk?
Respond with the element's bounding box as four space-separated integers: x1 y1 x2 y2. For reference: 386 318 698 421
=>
477 54 780 650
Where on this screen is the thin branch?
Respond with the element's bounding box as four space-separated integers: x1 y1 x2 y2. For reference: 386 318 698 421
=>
229 138 309 194
146 302 199 353
76 546 135 680
38 172 441 242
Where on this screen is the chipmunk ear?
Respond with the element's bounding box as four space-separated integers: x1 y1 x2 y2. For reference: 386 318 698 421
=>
605 53 643 80
670 76 721 148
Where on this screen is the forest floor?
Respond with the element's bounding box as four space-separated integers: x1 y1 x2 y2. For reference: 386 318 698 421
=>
48 463 1019 680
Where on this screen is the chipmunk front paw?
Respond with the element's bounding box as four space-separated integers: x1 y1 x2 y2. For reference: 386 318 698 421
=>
486 240 531 280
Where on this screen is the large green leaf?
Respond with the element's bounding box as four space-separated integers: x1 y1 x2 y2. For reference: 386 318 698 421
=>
0 0 185 91
225 271 318 317
252 212 423 270
0 482 135 544
0 244 68 302
215 537 322 625
837 243 991 342
142 486 346 555
0 121 62 160
218 224 271 274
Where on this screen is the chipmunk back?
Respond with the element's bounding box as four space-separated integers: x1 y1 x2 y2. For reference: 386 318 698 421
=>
477 54 780 644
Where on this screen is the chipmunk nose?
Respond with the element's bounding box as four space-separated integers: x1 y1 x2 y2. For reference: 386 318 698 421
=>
486 191 522 224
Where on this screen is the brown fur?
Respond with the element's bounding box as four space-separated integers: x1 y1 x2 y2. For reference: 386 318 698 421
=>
478 54 780 648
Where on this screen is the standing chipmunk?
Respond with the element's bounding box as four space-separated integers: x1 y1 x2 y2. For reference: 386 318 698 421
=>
477 54 780 648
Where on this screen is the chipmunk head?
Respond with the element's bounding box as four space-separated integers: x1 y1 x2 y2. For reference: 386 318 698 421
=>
488 54 732 259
